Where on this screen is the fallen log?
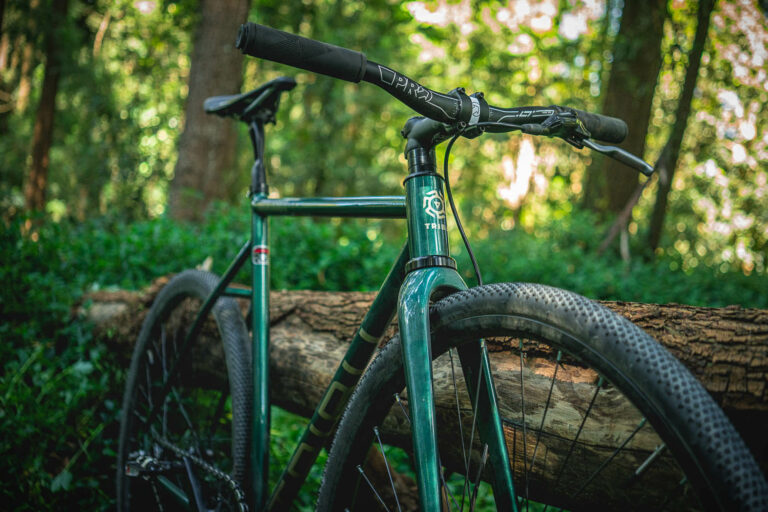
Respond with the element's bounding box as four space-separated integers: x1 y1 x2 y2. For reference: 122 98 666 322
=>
85 276 767 508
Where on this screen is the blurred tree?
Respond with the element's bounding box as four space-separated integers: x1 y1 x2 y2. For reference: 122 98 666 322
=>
597 0 716 257
24 0 68 211
582 0 666 214
0 0 7 134
647 0 715 252
13 0 37 115
0 0 5 48
169 0 251 221
649 0 768 275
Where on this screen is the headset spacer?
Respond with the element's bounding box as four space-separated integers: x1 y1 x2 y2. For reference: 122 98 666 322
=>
405 255 457 273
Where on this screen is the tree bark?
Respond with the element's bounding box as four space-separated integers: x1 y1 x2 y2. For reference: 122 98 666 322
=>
24 0 67 211
168 0 250 222
582 0 667 214
647 0 716 252
86 278 768 485
0 0 6 43
0 3 9 120
12 0 40 115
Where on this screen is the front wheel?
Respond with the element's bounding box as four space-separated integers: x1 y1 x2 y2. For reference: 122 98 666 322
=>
317 282 768 511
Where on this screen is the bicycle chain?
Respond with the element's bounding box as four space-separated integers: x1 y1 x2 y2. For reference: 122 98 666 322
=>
152 435 249 512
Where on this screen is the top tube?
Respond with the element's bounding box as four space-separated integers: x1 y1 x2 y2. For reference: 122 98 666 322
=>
251 196 406 219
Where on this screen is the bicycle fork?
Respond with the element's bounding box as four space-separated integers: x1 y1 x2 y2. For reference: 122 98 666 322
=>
399 123 517 511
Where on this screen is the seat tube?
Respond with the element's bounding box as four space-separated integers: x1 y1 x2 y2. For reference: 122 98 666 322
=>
251 200 270 510
399 141 465 510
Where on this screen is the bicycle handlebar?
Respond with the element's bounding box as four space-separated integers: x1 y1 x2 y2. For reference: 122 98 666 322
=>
236 23 367 83
236 22 627 144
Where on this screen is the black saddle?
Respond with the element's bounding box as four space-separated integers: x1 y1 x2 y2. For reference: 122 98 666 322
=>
204 76 296 124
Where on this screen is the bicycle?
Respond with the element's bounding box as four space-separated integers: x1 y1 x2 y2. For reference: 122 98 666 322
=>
116 22 768 511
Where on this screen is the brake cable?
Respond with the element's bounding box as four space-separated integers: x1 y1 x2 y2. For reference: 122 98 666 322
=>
442 121 523 287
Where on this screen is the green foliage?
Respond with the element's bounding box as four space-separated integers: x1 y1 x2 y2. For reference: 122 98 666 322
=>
1 0 195 218
2 0 765 272
638 0 768 274
0 216 122 510
457 208 767 307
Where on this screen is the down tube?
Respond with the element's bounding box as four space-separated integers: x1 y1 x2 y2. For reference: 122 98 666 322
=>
251 207 270 510
266 244 411 510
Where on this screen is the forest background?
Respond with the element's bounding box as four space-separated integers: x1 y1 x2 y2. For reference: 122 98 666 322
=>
1 0 767 509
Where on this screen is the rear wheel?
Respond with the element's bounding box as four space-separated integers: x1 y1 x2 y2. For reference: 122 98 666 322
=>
318 283 768 511
117 270 251 511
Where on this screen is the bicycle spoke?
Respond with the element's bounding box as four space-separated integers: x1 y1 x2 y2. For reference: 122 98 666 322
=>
541 376 603 512
634 443 666 479
207 384 229 449
183 456 206 511
448 349 470 487
463 345 486 508
170 386 203 455
511 415 517 488
160 326 169 438
658 476 687 512
562 417 648 508
469 444 488 512
530 351 561 471
373 427 403 512
518 340 529 512
132 408 148 424
394 393 410 423
138 380 152 407
144 357 154 411
439 464 460 512
357 464 392 512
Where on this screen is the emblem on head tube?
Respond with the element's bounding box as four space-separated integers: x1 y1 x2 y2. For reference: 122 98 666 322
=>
423 190 446 220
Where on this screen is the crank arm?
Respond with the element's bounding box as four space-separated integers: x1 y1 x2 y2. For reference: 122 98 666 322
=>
582 139 654 176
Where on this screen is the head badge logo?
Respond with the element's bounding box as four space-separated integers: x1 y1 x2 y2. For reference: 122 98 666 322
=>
423 190 446 220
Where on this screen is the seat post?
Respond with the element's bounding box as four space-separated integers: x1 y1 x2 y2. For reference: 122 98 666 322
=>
249 120 268 196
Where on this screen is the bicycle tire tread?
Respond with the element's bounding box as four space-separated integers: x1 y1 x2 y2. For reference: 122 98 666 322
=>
317 282 768 511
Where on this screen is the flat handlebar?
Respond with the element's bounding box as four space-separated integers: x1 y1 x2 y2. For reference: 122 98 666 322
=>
236 22 628 144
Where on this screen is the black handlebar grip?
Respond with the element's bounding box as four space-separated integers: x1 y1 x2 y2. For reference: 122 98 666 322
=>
570 108 628 144
236 23 367 83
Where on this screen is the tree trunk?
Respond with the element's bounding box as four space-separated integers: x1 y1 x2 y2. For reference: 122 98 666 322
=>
13 0 39 115
15 40 33 113
582 0 667 214
0 0 6 43
168 0 250 222
24 0 67 212
647 0 716 252
0 3 9 121
85 279 768 488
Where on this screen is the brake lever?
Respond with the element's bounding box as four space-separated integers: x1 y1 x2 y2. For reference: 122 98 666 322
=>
582 139 654 177
521 111 654 177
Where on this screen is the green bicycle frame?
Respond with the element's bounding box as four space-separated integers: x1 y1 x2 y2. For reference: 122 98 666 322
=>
159 129 515 511
250 195 410 510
